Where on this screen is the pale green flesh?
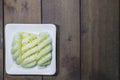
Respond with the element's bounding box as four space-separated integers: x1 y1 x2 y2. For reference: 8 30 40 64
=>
11 32 52 68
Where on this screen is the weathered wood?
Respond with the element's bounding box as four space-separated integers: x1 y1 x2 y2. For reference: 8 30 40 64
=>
4 0 41 23
42 0 80 80
3 0 119 80
0 0 3 79
81 0 119 80
0 50 3 80
4 0 42 80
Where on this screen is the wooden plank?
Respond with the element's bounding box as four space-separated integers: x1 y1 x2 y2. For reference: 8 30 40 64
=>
0 0 3 79
81 0 119 80
42 0 80 80
4 0 42 80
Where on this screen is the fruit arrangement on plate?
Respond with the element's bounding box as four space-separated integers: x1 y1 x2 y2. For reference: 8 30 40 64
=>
11 32 52 68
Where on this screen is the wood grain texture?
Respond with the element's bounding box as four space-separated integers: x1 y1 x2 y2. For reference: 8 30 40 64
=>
0 0 3 79
0 0 3 49
81 0 119 80
4 0 42 80
4 0 41 23
42 0 80 80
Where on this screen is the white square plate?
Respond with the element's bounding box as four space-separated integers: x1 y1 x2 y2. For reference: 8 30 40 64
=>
5 24 56 75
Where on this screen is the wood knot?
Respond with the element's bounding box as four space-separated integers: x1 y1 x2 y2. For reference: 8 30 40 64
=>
67 35 72 41
14 0 17 2
22 1 28 11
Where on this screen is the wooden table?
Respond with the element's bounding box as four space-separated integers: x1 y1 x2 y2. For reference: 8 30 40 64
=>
0 0 119 80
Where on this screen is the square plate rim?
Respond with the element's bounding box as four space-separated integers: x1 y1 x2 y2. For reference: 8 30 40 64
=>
5 24 56 75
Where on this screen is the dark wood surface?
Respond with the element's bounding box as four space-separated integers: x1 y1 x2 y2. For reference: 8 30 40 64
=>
81 0 119 80
1 0 119 80
0 0 3 79
42 0 80 80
